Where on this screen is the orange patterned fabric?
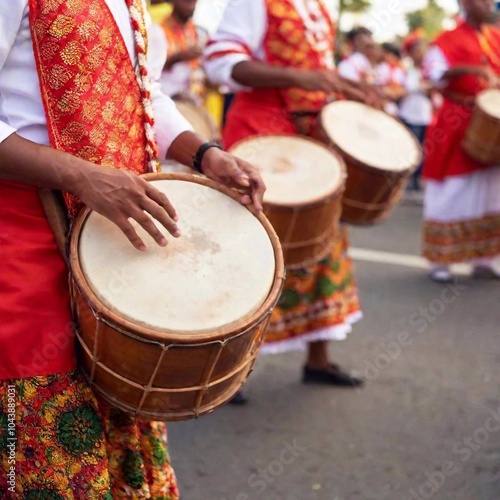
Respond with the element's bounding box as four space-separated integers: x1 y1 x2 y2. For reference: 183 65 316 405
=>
264 0 336 113
29 0 151 218
264 227 360 350
161 16 199 70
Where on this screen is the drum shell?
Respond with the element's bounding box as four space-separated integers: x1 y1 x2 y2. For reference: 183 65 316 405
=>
463 103 500 165
264 192 343 269
316 109 418 226
69 173 284 422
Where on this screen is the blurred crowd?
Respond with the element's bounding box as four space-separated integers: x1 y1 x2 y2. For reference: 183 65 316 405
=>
147 0 439 193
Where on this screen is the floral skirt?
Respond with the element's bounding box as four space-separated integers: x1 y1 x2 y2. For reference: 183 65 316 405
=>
0 370 179 499
423 168 500 264
261 227 362 354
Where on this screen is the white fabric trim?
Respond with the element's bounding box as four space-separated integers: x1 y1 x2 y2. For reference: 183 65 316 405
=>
424 168 500 223
260 311 363 355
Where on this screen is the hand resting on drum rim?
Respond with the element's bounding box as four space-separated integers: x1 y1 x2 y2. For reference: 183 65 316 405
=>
0 132 265 251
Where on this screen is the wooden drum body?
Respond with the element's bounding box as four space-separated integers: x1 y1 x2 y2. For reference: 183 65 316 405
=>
463 89 500 164
230 135 346 269
319 101 422 226
70 173 284 421
174 99 220 142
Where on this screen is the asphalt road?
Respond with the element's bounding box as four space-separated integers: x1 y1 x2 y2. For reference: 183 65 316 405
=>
167 199 500 500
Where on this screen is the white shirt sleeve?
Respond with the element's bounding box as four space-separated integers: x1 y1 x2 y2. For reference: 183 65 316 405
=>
423 45 450 85
338 53 369 82
144 5 193 158
147 23 168 83
0 1 25 143
203 0 267 91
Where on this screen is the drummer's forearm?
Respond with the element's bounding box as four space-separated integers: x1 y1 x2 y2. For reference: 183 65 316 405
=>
166 130 207 166
232 61 302 89
0 133 84 193
443 65 488 80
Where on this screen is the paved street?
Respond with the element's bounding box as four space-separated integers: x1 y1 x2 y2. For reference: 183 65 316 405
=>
167 199 500 500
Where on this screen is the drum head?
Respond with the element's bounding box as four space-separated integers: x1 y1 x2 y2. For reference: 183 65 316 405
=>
321 101 421 172
78 178 276 334
175 100 216 141
230 135 345 206
477 89 500 119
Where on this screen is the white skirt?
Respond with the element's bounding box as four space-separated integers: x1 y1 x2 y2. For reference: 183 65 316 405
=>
423 167 500 264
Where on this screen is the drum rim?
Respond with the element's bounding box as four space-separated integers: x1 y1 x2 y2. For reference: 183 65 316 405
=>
319 100 422 177
475 89 500 123
173 98 220 142
229 133 347 209
69 172 285 344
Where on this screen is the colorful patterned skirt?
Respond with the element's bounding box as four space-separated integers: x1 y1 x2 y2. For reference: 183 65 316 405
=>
423 167 500 264
261 227 362 354
0 370 179 499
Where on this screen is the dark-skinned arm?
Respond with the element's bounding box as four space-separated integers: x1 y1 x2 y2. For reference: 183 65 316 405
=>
0 133 180 250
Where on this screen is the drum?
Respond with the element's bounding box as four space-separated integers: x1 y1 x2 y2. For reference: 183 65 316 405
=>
174 99 220 142
230 135 345 269
319 101 422 225
159 159 193 175
70 173 284 421
463 89 500 164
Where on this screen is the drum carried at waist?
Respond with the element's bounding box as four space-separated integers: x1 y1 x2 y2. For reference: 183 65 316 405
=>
463 89 500 165
318 101 422 225
70 173 284 421
230 135 345 269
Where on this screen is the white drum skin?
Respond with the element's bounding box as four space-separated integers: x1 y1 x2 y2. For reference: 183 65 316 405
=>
78 179 276 333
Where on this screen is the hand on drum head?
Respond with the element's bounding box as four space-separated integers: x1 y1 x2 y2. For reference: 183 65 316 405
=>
200 148 266 211
75 166 180 251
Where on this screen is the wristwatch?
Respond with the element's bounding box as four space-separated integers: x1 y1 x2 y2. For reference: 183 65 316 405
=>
192 141 223 173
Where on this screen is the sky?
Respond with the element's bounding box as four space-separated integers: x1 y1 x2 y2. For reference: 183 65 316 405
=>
194 0 460 39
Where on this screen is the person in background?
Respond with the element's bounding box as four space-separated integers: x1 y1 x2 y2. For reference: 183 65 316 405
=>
158 0 205 102
399 30 434 192
338 27 379 85
204 0 373 404
422 0 500 282
338 28 405 113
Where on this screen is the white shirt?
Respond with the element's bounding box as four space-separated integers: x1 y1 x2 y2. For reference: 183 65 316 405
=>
398 65 433 126
203 0 335 92
0 0 191 160
423 45 451 85
338 52 373 83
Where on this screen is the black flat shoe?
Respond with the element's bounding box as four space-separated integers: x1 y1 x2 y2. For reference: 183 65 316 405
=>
303 364 364 387
228 390 248 405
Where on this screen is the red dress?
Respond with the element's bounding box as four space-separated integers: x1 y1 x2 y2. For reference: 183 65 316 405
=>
211 0 361 351
423 22 500 181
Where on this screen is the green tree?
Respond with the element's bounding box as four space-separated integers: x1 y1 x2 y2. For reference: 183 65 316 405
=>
406 0 446 39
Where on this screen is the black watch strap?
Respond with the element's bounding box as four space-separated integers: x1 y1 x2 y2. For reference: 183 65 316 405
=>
193 141 223 173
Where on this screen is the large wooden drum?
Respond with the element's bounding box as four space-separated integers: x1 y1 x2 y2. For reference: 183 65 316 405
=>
174 99 220 142
230 135 345 269
70 173 284 421
463 89 500 164
319 101 422 225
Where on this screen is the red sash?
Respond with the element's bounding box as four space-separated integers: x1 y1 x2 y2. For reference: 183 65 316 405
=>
29 0 151 217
